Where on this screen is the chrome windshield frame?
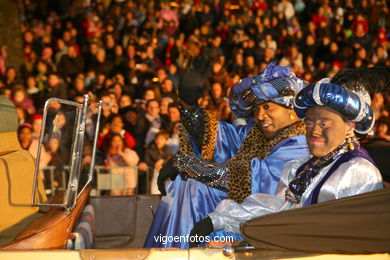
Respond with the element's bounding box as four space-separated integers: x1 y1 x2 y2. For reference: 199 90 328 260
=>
32 95 101 209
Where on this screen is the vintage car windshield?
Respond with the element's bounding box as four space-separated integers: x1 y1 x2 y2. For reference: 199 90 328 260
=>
31 96 101 209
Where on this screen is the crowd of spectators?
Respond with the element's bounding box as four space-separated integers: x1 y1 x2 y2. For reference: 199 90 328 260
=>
0 0 389 193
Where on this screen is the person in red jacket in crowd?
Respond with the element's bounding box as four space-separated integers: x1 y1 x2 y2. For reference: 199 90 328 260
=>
352 14 369 36
98 114 136 150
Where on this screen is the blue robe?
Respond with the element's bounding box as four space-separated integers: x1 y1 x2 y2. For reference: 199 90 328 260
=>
144 121 247 248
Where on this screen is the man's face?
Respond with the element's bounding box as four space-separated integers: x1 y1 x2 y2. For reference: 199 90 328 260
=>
254 102 295 139
147 100 160 118
125 111 137 124
144 90 155 101
101 96 112 113
162 79 173 93
48 75 59 87
119 95 131 108
305 106 354 157
157 69 167 83
67 46 77 57
160 99 172 115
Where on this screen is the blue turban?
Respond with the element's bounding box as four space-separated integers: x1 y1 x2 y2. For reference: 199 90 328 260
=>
229 64 307 118
293 80 375 134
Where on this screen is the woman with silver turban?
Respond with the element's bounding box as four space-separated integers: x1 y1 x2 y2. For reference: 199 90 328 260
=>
189 75 384 247
294 78 375 135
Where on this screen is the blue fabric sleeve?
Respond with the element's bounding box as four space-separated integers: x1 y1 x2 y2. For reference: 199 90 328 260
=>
250 135 309 196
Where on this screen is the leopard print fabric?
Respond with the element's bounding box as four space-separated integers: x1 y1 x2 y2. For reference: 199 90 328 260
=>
178 109 218 161
227 121 306 203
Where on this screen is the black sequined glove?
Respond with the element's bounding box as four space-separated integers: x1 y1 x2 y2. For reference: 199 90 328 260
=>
179 71 206 106
157 157 179 196
173 153 228 190
178 55 211 106
189 216 214 248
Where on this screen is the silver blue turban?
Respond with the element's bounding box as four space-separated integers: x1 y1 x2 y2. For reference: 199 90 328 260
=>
229 64 307 118
293 80 375 134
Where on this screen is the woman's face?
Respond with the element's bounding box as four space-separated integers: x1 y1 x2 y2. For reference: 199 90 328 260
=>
211 83 223 99
111 135 124 151
115 45 123 55
155 135 167 149
37 61 47 73
305 106 353 157
27 77 36 87
18 127 32 146
55 113 66 128
172 122 180 135
74 78 85 91
212 63 222 73
32 118 42 134
110 116 124 133
14 90 25 103
199 98 210 108
48 137 60 152
7 68 16 79
57 39 65 49
235 53 243 64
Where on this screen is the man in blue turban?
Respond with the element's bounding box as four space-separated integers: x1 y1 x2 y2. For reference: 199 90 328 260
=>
173 64 310 203
145 63 310 248
188 80 383 247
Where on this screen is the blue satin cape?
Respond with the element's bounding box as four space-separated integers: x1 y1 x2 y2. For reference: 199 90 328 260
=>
144 121 249 249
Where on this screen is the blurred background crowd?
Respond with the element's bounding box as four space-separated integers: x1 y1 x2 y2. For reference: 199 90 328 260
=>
0 0 389 194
